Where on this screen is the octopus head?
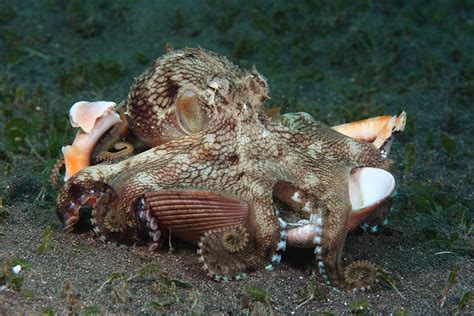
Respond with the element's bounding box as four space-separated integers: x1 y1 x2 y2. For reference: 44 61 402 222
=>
125 48 270 147
125 48 232 146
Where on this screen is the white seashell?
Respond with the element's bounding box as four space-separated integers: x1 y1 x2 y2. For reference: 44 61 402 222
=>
62 101 122 181
12 265 22 274
349 167 395 211
69 101 117 133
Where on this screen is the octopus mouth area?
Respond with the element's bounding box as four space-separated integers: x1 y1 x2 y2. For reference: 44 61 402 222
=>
283 167 395 248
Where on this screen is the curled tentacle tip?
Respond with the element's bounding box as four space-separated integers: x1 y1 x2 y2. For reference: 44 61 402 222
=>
344 260 379 290
96 142 134 163
50 158 65 187
221 226 249 253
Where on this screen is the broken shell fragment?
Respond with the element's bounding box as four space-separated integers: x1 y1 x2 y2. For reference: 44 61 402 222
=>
69 101 118 133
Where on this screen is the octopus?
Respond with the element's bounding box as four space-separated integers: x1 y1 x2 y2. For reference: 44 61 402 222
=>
55 47 406 289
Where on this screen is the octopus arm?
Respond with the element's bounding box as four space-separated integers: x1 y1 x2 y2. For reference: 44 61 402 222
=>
198 179 285 280
282 162 395 289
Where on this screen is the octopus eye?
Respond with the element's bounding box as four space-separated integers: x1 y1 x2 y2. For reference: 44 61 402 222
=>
176 90 208 134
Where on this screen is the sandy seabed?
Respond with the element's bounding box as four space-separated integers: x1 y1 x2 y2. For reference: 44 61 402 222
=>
1 0 472 314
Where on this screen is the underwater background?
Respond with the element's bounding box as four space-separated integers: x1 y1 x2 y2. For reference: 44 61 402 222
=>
0 0 472 314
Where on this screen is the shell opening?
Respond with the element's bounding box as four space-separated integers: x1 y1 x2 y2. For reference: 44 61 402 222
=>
348 167 395 211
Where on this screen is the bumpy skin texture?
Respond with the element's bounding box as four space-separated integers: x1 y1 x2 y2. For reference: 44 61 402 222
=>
57 48 389 288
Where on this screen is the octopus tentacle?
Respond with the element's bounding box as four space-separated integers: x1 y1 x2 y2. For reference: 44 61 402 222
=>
56 176 108 232
281 113 387 168
95 141 134 163
50 158 65 187
275 217 288 257
344 260 380 291
244 180 285 271
280 111 406 158
56 164 123 232
196 185 283 280
61 191 100 234
279 157 355 287
284 159 390 289
138 194 164 252
89 108 130 163
283 188 349 285
91 173 162 245
308 191 350 287
220 226 249 253
198 226 250 281
91 188 147 245
197 220 285 280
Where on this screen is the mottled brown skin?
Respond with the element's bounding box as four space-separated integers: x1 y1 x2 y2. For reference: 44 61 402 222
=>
57 48 389 288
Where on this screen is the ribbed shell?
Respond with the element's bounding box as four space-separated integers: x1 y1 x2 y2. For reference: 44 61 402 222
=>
144 190 248 243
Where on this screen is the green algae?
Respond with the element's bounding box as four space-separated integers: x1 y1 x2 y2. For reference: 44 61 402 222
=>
245 285 268 303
